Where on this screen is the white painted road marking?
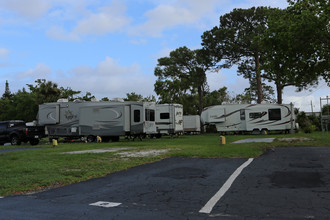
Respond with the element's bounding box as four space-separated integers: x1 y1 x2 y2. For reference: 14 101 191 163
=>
89 201 122 208
199 158 254 214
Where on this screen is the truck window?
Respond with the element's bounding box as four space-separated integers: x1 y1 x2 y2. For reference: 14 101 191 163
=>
0 123 7 130
160 113 170 119
269 108 281 120
134 110 140 122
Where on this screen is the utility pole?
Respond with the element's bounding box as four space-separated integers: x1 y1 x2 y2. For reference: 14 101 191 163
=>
311 100 314 115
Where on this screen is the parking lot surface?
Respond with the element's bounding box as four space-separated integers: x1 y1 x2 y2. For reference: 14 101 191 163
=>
1 147 330 219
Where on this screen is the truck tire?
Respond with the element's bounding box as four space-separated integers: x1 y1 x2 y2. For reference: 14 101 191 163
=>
29 139 39 145
11 135 21 146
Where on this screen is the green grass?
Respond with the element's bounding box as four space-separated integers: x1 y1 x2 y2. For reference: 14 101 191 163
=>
0 132 329 196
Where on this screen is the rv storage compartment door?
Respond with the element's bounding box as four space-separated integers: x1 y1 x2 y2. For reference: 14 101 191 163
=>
207 108 225 123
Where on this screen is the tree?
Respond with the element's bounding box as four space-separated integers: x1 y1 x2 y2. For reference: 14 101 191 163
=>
287 0 329 84
124 92 143 102
242 78 276 103
154 46 214 116
123 92 156 102
202 7 277 103
10 89 38 121
76 92 95 101
27 79 61 104
204 87 230 107
59 87 81 101
101 97 110 101
261 3 329 103
2 80 11 99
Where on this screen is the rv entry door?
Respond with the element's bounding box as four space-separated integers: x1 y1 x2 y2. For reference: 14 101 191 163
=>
130 104 143 135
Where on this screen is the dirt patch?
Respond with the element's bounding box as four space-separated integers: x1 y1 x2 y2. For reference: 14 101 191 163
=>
116 149 169 157
63 148 131 154
276 137 314 143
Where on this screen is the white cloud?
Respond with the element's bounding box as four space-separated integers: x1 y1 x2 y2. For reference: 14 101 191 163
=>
46 26 81 41
73 5 130 36
0 48 9 60
46 1 130 41
0 0 52 20
282 83 330 112
130 0 222 37
58 56 155 99
17 63 52 80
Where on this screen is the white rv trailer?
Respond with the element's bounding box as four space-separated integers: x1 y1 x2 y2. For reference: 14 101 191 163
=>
201 103 296 134
37 101 156 142
183 115 201 134
155 104 183 137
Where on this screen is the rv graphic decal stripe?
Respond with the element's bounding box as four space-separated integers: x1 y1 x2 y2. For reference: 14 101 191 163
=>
284 105 291 117
226 123 241 128
250 119 268 123
213 104 257 120
270 120 291 126
214 110 240 119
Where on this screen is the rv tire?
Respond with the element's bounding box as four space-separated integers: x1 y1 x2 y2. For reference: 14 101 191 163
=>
261 129 268 135
111 136 120 142
87 135 95 143
101 136 111 142
252 129 260 135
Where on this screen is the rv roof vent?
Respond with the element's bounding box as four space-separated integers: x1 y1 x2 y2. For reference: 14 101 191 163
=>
91 98 100 102
111 98 124 102
73 99 84 103
57 98 69 102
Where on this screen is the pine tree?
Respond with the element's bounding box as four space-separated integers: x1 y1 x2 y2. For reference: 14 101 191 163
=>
2 80 11 99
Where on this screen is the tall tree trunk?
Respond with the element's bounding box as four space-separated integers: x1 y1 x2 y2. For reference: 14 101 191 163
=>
276 82 283 104
255 55 263 103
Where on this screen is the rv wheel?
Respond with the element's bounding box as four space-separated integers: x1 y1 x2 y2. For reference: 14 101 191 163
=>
261 129 268 135
87 135 95 143
252 129 260 135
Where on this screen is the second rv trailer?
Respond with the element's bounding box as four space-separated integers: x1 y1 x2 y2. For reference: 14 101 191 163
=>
37 101 156 141
183 115 201 134
201 103 296 134
155 104 183 136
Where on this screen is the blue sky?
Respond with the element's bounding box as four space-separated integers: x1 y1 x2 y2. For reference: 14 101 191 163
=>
0 0 328 112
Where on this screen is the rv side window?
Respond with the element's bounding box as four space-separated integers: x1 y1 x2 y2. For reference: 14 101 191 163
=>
269 109 281 120
160 113 170 119
249 112 262 119
240 109 245 120
134 110 140 122
145 109 155 121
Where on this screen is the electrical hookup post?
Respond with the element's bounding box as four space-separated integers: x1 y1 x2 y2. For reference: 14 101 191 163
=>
320 96 330 135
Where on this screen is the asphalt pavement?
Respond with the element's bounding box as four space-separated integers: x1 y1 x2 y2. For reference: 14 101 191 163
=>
1 147 330 219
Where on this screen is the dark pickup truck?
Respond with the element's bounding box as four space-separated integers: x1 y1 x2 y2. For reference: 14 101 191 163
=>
0 120 45 145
